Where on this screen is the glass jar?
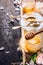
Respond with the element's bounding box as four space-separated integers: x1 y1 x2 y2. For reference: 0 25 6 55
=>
20 0 43 53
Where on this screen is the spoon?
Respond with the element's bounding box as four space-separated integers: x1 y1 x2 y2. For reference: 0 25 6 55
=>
25 28 43 40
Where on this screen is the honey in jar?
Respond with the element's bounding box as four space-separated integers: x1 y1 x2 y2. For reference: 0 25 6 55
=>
20 29 41 53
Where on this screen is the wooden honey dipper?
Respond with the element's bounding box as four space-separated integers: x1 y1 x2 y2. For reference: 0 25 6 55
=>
25 28 43 40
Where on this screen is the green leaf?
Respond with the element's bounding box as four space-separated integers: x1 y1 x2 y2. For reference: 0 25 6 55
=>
30 53 37 63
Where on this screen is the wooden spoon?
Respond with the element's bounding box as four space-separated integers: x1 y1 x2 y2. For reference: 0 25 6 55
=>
25 28 43 40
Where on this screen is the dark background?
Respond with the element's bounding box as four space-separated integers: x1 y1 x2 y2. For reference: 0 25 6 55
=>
0 0 21 65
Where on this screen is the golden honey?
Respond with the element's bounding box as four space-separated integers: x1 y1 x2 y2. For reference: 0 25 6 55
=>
20 29 41 53
23 7 35 14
